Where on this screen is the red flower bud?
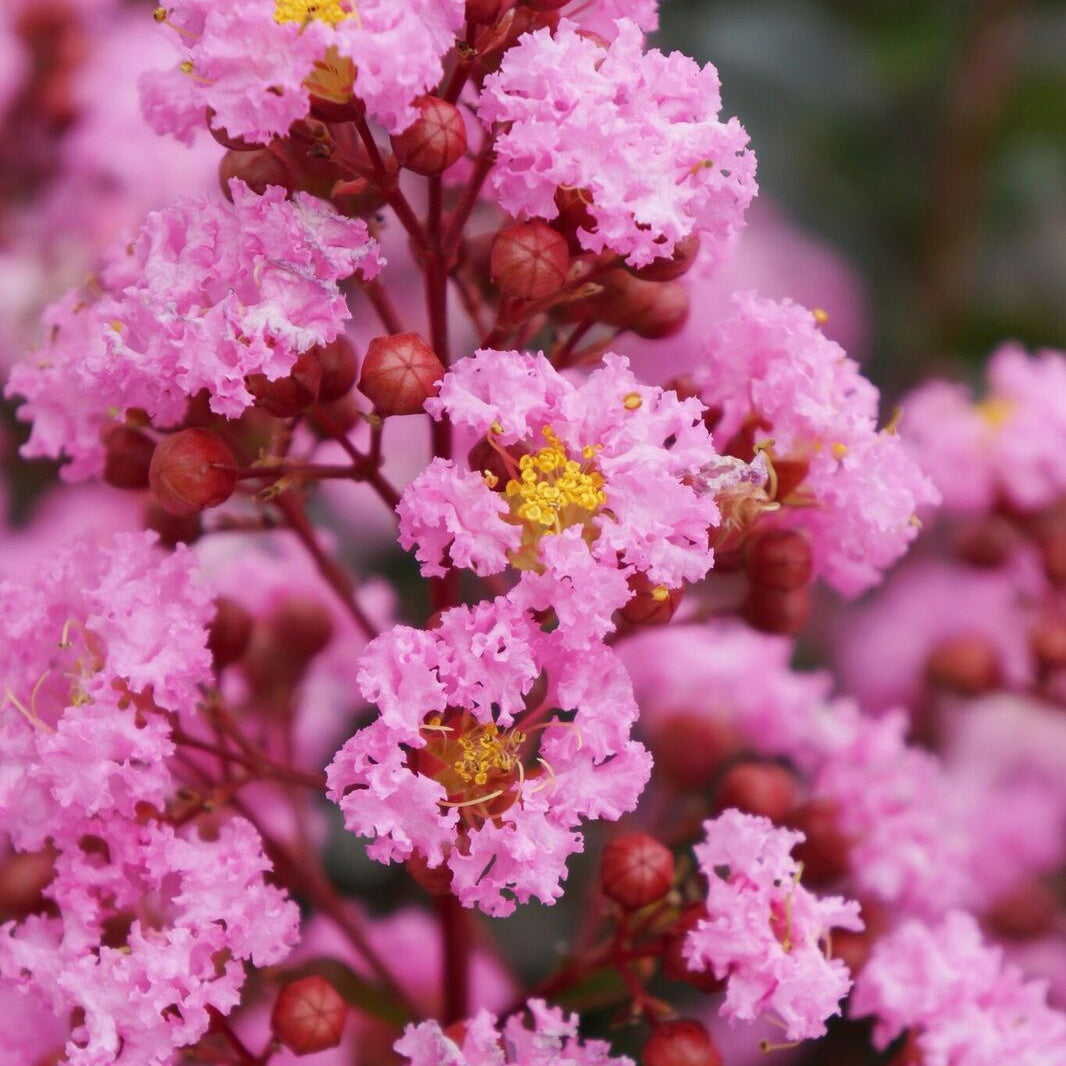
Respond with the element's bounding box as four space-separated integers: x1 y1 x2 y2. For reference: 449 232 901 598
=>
620 573 683 625
1030 609 1066 674
715 762 796 823
271 976 348 1055
466 0 503 22
1036 509 1066 586
951 516 1016 568
601 833 674 910
629 232 702 283
315 336 359 403
391 95 468 176
985 879 1059 940
643 1020 723 1066
925 634 1002 695
551 187 597 255
267 597 335 664
590 271 689 339
144 499 202 547
148 429 238 517
359 332 445 416
786 799 852 885
652 712 740 791
101 424 156 490
745 529 812 591
246 348 322 417
742 583 811 635
0 850 55 921
491 221 570 301
662 906 724 993
207 596 253 671
219 147 293 197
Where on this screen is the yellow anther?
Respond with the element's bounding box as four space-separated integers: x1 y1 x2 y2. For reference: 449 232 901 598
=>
490 420 504 435
153 6 168 21
482 470 499 489
831 442 848 461
975 396 1013 429
274 0 352 26
651 585 670 602
812 307 830 326
623 392 643 410
179 60 194 73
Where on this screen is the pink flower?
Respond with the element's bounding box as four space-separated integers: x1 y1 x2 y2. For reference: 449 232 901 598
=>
394 999 633 1066
684 810 863 1041
326 597 651 916
851 911 1066 1065
398 349 756 644
477 19 756 268
7 182 381 479
697 292 938 595
903 343 1066 515
142 0 464 144
570 0 660 41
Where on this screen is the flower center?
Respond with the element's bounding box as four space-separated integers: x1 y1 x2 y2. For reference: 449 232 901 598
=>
274 0 353 27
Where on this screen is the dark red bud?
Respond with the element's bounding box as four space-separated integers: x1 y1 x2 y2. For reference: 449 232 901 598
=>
246 348 322 417
268 597 335 663
206 108 261 151
787 799 852 885
643 1020 723 1066
219 147 293 197
742 583 811 635
207 596 253 671
271 976 348 1055
620 573 683 625
391 95 468 176
601 833 674 910
148 429 238 517
0 851 55 921
144 499 202 547
359 332 445 416
101 425 156 490
590 271 689 339
1030 610 1066 674
715 762 797 823
925 634 1002 695
662 907 724 992
745 529 813 591
630 232 701 283
1037 517 1066 586
315 336 359 403
952 516 1016 568
491 221 570 301
985 879 1059 940
652 712 740 790
551 187 597 256
466 0 503 21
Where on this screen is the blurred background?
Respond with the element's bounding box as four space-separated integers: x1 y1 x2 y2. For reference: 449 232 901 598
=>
659 0 1066 396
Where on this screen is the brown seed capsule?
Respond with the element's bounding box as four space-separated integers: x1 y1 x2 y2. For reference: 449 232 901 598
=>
148 429 238 517
662 907 724 992
271 976 348 1055
620 573 683 626
207 596 253 671
359 332 445 416
630 232 702 283
787 799 852 885
219 146 293 197
315 336 359 403
391 95 468 176
643 1020 723 1066
589 271 689 339
601 833 674 910
745 529 813 591
742 583 811 635
715 762 796 823
925 634 1002 695
491 221 570 302
101 425 156 490
246 348 323 417
268 597 335 664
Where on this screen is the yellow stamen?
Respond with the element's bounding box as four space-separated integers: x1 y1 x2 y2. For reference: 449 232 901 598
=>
274 0 353 27
623 392 643 411
831 442 848 461
812 307 829 326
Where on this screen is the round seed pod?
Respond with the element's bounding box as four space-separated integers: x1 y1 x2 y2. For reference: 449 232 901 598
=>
391 95 468 176
148 429 237 517
271 976 348 1055
359 332 445 416
491 221 570 301
600 833 674 910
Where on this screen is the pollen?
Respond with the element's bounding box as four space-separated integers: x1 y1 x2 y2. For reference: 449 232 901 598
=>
274 0 352 27
454 722 526 787
623 392 643 410
504 426 606 533
975 396 1014 430
812 307 830 326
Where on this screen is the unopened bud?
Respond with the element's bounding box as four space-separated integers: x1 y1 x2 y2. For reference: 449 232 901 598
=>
952 516 1015 568
491 221 570 301
0 851 54 921
246 348 322 417
601 833 674 910
315 336 358 403
219 147 292 197
551 187 597 255
745 529 812 591
359 332 445 416
652 712 739 790
985 879 1058 940
268 597 335 663
787 799 851 885
715 762 796 823
620 573 683 625
643 1020 723 1066
662 906 723 992
144 499 202 547
742 583 811 635
149 429 237 517
1030 610 1066 674
207 596 253 670
629 232 702 283
391 95 468 176
102 425 156 490
925 634 1002 695
590 271 689 339
271 976 348 1055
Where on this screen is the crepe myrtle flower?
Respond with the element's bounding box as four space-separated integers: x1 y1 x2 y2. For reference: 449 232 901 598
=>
143 0 465 144
684 810 864 1042
397 350 759 644
326 597 652 916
